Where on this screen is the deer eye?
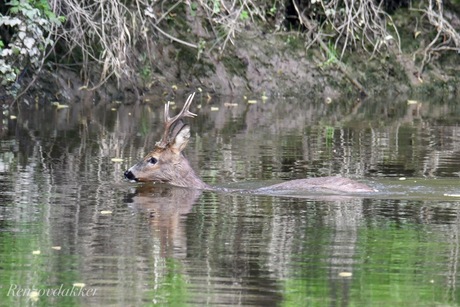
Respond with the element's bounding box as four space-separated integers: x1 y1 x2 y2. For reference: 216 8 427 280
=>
148 157 158 164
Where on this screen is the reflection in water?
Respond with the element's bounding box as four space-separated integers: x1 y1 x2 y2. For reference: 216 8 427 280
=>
0 96 460 305
126 184 202 258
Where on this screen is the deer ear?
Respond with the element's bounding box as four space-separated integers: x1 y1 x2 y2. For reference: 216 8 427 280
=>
171 125 190 154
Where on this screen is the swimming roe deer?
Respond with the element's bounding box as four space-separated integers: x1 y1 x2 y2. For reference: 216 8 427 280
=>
124 93 375 193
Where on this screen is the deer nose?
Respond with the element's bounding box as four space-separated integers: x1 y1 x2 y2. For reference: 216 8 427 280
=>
124 170 137 181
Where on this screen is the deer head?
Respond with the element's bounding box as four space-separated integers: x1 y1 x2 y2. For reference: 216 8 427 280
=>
124 93 210 189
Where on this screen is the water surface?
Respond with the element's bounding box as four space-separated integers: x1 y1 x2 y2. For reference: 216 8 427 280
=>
1 95 460 306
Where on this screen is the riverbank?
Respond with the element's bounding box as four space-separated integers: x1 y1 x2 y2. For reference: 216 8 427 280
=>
11 35 458 106
1 1 459 105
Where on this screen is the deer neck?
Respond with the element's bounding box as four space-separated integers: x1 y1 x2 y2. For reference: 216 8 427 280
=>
169 158 211 190
176 172 210 190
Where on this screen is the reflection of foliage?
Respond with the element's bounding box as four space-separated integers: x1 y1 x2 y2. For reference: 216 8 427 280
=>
353 221 453 305
149 258 188 306
281 221 456 306
3 99 460 305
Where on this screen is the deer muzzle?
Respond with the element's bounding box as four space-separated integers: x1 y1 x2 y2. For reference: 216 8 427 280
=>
124 170 138 181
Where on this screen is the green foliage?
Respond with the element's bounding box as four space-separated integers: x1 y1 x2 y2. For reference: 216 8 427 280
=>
267 3 277 16
212 0 221 14
197 39 206 60
7 0 63 24
139 53 152 82
323 42 338 67
0 0 63 98
240 10 249 21
190 2 198 17
1 0 457 100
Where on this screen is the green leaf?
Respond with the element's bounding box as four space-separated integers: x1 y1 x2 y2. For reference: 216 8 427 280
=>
6 0 20 6
212 0 220 14
240 10 249 21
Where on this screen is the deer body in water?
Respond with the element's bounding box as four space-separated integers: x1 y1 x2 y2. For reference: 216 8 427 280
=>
124 93 375 194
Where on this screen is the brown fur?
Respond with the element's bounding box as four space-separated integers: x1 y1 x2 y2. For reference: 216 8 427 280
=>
125 93 375 194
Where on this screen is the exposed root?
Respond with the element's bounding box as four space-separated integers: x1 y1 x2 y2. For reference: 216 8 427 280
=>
412 0 460 76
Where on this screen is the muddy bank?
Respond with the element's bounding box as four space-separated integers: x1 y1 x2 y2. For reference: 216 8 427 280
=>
12 30 458 107
2 9 459 105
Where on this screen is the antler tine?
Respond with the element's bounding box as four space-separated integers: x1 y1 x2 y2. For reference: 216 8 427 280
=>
157 92 197 148
164 101 171 123
171 92 197 120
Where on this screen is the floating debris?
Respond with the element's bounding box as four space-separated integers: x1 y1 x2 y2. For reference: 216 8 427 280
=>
100 210 113 215
407 100 418 105
29 290 39 301
338 272 352 277
247 100 257 104
210 106 219 111
32 250 41 255
52 102 69 109
399 177 406 181
51 246 62 250
111 158 123 163
444 194 460 197
73 283 86 288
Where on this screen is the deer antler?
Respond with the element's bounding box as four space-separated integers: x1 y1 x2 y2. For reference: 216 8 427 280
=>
156 92 197 148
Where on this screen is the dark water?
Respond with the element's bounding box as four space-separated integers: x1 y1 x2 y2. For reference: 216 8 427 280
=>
1 94 460 306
